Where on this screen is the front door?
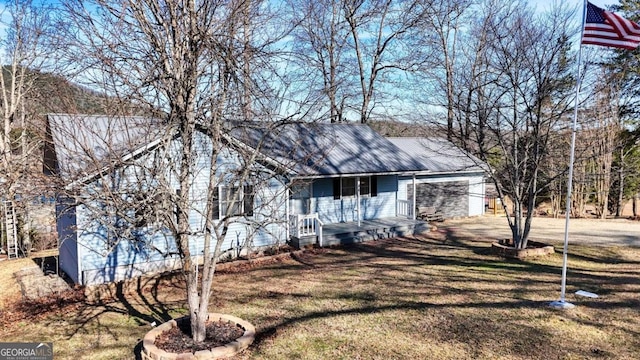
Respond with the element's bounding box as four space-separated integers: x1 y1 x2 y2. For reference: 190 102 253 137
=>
290 182 311 215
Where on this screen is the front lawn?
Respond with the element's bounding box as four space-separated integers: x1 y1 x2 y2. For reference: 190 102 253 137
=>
1 227 639 359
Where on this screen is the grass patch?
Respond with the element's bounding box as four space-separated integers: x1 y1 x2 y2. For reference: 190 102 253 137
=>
1 229 640 359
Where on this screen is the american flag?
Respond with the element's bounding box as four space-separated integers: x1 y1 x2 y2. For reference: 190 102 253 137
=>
582 1 640 50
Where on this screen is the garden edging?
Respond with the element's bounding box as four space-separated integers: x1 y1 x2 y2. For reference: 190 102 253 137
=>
142 313 255 360
491 240 555 259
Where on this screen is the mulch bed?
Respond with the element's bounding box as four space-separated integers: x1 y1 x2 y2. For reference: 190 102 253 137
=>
154 318 245 353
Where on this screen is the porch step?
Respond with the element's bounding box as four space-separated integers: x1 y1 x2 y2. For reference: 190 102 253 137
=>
290 235 317 249
321 223 427 247
290 221 429 249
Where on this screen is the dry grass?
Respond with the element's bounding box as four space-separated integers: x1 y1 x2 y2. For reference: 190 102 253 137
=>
1 227 640 360
0 256 35 308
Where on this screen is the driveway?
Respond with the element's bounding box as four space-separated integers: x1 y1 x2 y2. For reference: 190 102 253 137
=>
441 215 640 247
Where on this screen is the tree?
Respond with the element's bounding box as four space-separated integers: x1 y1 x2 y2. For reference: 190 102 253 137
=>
343 0 424 123
411 0 472 141
287 0 354 123
446 0 577 249
56 0 294 343
0 0 55 253
603 0 640 216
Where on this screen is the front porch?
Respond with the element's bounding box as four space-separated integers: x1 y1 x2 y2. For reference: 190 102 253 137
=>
289 216 429 249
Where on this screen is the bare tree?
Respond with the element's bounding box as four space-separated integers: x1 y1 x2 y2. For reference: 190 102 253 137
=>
447 0 577 249
0 0 55 253
590 88 618 219
411 0 472 141
287 0 354 123
56 0 295 343
343 0 424 123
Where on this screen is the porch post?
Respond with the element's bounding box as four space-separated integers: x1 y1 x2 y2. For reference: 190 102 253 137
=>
356 176 361 227
412 174 416 220
285 185 290 241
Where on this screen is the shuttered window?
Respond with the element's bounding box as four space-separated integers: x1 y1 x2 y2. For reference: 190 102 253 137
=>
333 176 378 199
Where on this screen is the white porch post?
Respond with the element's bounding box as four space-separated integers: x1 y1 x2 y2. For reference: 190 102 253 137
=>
412 174 417 220
285 185 290 241
356 176 361 227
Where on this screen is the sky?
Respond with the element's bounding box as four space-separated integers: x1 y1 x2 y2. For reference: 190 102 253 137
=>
530 0 617 13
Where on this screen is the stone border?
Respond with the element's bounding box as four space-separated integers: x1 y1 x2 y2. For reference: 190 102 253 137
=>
142 313 255 360
491 240 555 259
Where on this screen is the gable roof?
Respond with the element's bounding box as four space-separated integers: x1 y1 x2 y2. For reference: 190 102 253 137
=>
45 114 483 185
387 137 484 174
44 114 167 181
227 122 429 178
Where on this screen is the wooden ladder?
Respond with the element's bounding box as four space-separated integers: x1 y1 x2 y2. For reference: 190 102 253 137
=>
3 201 19 259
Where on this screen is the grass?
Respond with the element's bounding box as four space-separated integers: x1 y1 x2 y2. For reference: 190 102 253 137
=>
1 227 640 359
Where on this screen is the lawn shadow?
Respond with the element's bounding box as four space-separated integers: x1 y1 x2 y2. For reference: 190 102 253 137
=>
50 271 187 342
21 222 640 359
133 340 144 360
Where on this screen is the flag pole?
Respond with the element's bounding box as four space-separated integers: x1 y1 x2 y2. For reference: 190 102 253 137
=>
550 0 588 310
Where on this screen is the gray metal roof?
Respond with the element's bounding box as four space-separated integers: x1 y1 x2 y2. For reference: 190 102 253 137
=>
387 137 484 173
227 122 429 177
45 114 167 181
45 115 482 183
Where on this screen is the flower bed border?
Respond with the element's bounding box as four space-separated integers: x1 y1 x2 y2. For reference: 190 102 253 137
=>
142 313 255 360
491 240 555 259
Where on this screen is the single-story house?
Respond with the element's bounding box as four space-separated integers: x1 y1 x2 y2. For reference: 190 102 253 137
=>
44 114 486 285
388 137 485 219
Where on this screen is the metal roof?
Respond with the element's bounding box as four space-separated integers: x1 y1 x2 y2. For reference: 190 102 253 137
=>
45 115 482 183
45 114 167 181
227 122 429 177
387 137 484 173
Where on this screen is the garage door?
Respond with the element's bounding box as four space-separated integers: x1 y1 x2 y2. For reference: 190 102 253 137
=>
407 181 469 218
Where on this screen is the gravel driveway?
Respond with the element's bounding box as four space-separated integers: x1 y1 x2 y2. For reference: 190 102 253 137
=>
441 215 640 247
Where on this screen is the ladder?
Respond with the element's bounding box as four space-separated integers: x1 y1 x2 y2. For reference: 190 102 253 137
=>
3 201 18 259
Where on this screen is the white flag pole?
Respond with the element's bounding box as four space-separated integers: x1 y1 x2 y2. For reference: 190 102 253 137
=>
550 0 588 310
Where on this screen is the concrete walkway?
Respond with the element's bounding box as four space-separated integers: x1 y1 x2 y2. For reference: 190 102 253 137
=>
441 215 640 247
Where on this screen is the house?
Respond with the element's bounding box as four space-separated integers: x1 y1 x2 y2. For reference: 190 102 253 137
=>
388 138 486 219
44 114 486 285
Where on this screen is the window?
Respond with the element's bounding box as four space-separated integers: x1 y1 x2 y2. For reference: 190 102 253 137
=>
342 177 356 197
359 177 370 196
221 186 241 217
213 185 254 219
333 176 378 199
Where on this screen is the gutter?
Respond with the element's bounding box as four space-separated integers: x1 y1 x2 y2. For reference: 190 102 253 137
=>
290 169 485 180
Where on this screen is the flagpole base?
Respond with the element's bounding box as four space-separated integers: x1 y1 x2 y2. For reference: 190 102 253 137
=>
549 300 575 309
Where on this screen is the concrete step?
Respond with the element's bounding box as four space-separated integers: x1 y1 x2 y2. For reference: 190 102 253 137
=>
321 223 420 247
290 222 429 249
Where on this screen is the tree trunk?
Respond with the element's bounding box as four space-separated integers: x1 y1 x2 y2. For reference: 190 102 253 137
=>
616 147 624 217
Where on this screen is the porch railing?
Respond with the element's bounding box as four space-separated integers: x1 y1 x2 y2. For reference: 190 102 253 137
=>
289 213 324 247
397 199 414 219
